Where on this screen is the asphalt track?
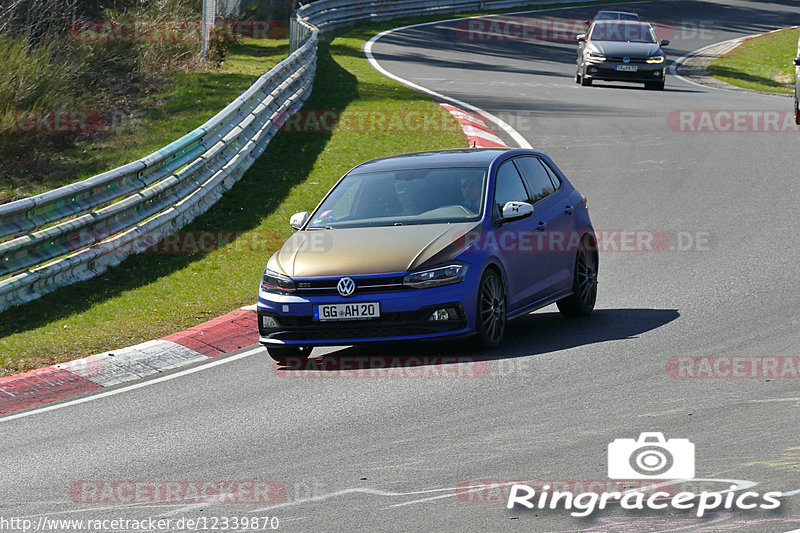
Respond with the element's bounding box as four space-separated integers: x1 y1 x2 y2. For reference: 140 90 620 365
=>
3 1 800 531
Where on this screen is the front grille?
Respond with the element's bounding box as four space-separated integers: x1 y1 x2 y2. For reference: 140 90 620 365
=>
295 275 406 295
605 57 649 63
258 305 466 341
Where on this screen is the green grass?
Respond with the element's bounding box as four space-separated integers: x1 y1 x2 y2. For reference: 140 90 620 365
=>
708 27 799 94
0 0 632 375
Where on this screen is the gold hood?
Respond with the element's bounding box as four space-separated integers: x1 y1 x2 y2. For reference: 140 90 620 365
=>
270 222 481 277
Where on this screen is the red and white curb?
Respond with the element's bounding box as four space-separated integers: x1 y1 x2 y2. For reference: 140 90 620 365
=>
0 308 258 414
440 104 508 148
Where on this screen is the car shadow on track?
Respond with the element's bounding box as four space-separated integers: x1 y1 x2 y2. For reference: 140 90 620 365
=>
273 308 679 372
586 83 702 93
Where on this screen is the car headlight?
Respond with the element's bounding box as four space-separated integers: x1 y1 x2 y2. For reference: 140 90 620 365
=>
260 268 296 294
646 55 664 63
587 52 606 62
403 263 467 289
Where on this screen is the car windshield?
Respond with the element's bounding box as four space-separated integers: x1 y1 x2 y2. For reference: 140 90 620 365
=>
590 22 656 43
306 167 487 229
595 11 639 21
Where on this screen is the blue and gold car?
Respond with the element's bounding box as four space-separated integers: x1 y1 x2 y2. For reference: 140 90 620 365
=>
257 149 597 362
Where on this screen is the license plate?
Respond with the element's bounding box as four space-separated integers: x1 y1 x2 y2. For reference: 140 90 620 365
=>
615 65 638 72
314 302 380 321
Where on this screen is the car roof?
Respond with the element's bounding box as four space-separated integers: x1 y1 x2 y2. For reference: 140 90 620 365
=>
589 20 654 32
592 19 651 27
594 10 639 18
348 148 512 173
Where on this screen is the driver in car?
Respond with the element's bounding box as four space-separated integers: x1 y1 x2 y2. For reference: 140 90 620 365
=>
460 175 482 213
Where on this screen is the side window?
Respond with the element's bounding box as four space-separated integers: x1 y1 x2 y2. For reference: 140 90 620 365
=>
540 160 561 191
494 161 529 214
514 157 556 204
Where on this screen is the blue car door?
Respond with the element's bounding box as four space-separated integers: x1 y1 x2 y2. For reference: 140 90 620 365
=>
513 156 574 295
490 159 552 310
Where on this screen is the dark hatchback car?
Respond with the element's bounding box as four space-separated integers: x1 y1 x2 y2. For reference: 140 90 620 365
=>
576 20 669 90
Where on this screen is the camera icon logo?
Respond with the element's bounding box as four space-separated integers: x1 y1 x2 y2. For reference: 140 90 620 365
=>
608 432 695 479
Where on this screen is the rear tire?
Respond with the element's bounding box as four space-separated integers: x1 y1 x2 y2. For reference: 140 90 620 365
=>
557 235 598 317
794 92 799 125
476 268 507 348
267 345 312 365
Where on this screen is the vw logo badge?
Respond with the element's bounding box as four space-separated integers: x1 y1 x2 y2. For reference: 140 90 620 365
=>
623 56 631 63
337 277 355 297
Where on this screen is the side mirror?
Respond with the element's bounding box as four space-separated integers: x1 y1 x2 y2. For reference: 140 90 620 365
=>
501 201 533 222
289 211 309 229
660 39 670 47
577 34 586 42
794 57 800 66
584 20 591 26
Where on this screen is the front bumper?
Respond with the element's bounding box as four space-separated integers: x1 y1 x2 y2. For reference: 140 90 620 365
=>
584 60 665 83
257 280 474 346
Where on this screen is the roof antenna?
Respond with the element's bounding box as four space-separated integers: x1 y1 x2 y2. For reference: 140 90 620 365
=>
471 140 477 148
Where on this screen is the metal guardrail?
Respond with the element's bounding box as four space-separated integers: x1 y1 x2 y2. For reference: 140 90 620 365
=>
0 36 318 310
0 0 578 311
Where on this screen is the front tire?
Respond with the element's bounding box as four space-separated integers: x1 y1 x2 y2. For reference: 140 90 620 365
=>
645 81 665 91
476 268 507 348
557 236 598 317
267 345 312 364
580 67 592 86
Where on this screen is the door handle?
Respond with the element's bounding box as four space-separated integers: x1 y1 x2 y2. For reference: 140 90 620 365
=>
565 205 574 215
536 222 547 231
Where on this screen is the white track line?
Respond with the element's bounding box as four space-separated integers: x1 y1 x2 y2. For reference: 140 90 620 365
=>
365 30 530 148
669 38 746 91
364 2 653 150
250 486 457 513
0 346 262 423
